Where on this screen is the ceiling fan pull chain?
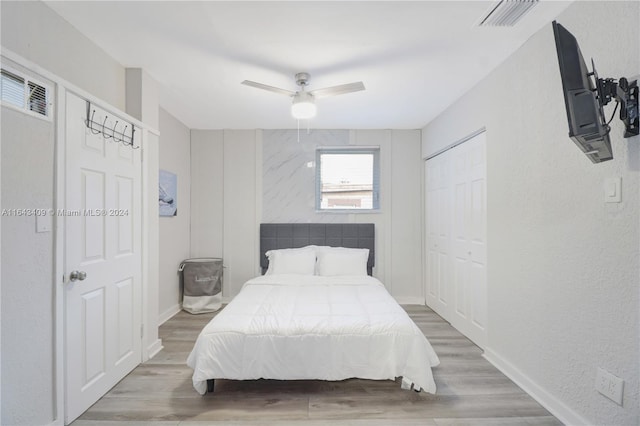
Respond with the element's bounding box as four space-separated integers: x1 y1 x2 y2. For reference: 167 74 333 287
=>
297 119 300 143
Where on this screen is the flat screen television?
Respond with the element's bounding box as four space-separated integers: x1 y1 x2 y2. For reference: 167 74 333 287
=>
552 20 613 163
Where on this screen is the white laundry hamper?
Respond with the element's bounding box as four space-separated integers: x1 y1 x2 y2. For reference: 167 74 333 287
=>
179 258 223 314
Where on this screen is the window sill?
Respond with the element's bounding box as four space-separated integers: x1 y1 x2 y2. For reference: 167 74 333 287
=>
315 209 382 214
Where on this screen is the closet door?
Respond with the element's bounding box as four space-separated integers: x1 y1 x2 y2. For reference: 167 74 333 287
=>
450 132 487 348
425 131 486 349
425 150 452 320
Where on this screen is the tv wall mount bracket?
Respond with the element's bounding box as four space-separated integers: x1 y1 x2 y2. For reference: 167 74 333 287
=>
591 61 639 138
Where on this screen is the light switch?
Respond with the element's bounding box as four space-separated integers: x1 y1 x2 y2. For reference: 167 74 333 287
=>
604 177 622 203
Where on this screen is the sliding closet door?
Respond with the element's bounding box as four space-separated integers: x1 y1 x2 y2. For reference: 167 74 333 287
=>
450 132 487 348
425 150 453 320
425 131 487 349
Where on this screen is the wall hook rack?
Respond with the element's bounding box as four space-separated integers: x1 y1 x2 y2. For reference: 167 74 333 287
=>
85 101 138 148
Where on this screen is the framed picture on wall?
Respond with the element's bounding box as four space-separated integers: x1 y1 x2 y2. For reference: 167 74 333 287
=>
159 169 177 216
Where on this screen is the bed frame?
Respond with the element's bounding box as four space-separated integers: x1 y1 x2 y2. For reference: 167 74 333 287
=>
259 223 375 275
206 223 376 393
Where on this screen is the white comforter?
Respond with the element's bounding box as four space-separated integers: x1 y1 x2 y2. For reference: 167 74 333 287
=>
186 274 440 394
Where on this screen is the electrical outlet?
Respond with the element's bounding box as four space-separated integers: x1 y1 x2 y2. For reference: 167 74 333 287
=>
595 367 624 405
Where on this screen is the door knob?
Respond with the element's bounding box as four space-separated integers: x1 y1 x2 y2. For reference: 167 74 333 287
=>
69 270 87 282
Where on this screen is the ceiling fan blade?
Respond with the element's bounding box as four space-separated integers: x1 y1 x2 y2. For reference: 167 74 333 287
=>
241 80 295 97
309 82 365 99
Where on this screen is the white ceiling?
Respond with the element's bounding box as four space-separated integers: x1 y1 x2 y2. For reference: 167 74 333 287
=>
45 1 572 130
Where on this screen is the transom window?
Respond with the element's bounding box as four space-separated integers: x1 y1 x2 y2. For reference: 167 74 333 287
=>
315 147 380 211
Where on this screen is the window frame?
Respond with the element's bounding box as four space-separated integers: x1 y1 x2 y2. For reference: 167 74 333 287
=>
315 146 381 213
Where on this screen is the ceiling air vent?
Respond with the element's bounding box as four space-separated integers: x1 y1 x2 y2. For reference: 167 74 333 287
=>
479 0 539 27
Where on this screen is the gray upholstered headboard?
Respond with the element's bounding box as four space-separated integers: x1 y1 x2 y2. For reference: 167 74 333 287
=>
260 223 375 275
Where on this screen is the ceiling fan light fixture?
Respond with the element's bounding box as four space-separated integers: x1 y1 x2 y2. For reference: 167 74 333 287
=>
291 92 317 119
243 72 364 122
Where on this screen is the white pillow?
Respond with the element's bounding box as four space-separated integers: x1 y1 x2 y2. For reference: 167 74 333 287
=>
316 247 369 276
265 247 316 275
309 245 331 274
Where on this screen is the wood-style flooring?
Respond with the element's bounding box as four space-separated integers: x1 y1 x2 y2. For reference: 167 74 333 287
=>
72 305 562 426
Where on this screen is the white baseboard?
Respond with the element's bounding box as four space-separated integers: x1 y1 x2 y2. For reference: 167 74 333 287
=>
158 303 181 326
483 347 590 426
394 296 425 305
146 338 163 360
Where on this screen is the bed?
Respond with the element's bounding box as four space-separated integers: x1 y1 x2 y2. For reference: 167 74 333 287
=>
186 223 440 395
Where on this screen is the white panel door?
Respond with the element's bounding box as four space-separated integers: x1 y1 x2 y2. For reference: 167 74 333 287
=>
451 145 469 329
425 132 487 349
449 132 487 348
466 133 487 346
424 150 452 319
65 92 142 423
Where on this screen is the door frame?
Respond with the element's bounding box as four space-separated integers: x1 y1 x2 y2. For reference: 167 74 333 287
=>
1 48 158 426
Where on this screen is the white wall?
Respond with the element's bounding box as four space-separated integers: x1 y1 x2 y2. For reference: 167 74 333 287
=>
388 130 423 302
357 130 421 302
143 131 162 357
1 66 55 425
0 0 126 110
125 69 162 355
1 2 163 422
421 2 639 424
0 58 2 426
126 69 160 131
223 130 261 297
190 130 260 299
192 129 422 302
0 3 128 422
190 130 224 259
158 108 191 322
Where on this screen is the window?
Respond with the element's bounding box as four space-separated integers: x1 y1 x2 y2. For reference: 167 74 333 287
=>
316 147 380 211
1 68 51 118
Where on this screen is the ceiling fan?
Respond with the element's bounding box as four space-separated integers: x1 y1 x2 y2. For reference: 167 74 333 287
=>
241 72 365 120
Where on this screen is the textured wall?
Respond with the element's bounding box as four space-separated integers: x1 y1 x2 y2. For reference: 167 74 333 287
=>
1 1 126 110
422 2 639 424
1 96 55 423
